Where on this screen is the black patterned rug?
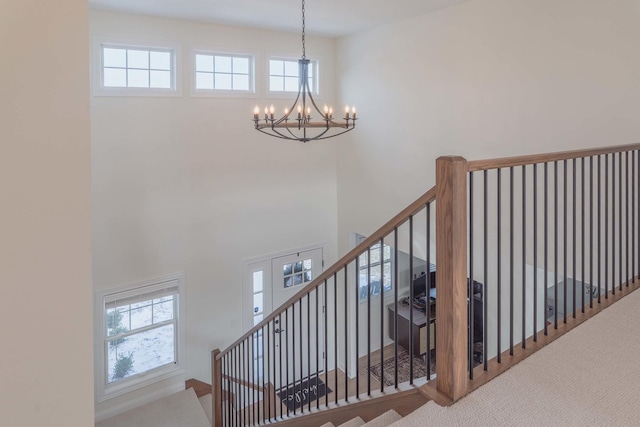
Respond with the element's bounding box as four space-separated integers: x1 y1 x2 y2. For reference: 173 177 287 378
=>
276 375 331 411
368 348 436 387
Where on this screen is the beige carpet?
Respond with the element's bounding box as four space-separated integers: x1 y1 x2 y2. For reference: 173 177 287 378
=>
96 388 210 427
391 287 640 426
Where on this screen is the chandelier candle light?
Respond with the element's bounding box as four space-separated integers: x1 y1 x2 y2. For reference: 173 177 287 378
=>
253 0 357 142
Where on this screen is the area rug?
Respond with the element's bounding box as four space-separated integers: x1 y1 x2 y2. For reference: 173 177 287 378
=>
276 375 331 411
368 348 435 387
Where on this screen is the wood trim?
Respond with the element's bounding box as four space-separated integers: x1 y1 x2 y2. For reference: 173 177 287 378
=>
212 349 222 427
218 185 437 359
221 374 264 392
467 143 640 172
435 156 468 401
268 389 428 426
185 378 211 398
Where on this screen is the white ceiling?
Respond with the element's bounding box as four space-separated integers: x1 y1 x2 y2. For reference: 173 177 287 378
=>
89 0 471 37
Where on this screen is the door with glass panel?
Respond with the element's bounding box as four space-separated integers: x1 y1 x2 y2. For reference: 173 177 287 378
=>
247 248 324 392
271 248 324 391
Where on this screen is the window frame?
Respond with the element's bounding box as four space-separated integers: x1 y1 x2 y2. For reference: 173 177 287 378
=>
94 273 186 402
92 37 182 97
266 55 320 98
191 49 257 97
356 234 393 302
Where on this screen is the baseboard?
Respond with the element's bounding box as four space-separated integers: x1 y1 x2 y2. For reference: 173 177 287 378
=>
94 382 185 423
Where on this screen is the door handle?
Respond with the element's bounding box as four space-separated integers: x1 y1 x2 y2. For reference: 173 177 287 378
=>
274 328 285 334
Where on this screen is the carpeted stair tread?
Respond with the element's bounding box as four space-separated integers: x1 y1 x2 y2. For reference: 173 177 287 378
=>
362 410 402 427
338 416 365 427
198 393 212 424
319 422 336 427
96 388 210 427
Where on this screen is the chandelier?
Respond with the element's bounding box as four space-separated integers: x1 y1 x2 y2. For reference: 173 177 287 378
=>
253 0 357 142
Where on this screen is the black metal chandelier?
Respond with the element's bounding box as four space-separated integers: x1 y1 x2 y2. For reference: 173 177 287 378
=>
253 0 357 143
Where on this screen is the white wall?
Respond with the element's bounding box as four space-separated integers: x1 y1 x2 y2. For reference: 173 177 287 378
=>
0 1 93 426
90 10 339 417
335 0 640 255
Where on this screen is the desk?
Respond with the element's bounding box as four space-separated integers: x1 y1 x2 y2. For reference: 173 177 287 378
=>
387 302 435 357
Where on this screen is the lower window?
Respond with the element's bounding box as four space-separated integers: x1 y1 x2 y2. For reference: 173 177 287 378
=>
97 273 184 400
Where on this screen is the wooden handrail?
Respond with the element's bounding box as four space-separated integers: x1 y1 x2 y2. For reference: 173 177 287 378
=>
217 185 437 360
221 374 265 392
467 142 640 172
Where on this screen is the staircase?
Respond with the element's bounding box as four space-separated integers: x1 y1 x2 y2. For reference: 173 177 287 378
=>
211 143 640 426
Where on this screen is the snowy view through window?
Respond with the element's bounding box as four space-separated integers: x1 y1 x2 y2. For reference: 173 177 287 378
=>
106 296 176 383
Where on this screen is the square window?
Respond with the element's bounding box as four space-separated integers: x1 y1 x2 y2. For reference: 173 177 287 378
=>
127 69 149 88
150 51 171 70
196 54 214 72
150 70 171 88
196 72 214 90
104 68 127 87
214 73 232 90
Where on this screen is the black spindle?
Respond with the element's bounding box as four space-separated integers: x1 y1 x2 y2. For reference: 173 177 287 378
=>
469 171 474 376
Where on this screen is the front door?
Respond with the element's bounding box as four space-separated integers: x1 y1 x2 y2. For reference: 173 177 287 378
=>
270 248 324 391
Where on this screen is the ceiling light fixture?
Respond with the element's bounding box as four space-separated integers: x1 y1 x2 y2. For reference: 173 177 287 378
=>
253 0 357 142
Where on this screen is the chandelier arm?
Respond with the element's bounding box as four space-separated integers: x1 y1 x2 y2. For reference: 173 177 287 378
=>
273 90 303 126
256 127 293 140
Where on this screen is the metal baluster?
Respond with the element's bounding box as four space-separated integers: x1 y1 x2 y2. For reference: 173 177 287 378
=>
409 215 414 381
299 297 303 414
291 303 295 416
626 151 630 287
354 260 359 400
572 158 577 318
394 228 399 387
484 171 489 365
522 165 526 348
544 163 548 335
469 171 474 376
510 166 514 354
315 286 320 410
633 151 637 284
380 237 385 391
612 153 617 294
279 312 284 419
426 204 433 376
242 340 246 426
533 164 538 341
497 168 502 359
324 280 329 407
307 293 310 413
344 265 348 402
266 321 271 422
366 246 371 396
598 156 602 304
619 152 623 291
563 159 567 323
605 154 609 299
334 272 338 404
554 161 558 329
590 156 594 309
581 158 585 313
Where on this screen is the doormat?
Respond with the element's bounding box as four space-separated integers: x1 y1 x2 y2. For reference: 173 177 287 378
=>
276 375 331 411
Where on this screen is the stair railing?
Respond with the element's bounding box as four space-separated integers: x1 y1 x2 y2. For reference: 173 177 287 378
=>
213 185 439 426
212 142 640 426
460 143 640 396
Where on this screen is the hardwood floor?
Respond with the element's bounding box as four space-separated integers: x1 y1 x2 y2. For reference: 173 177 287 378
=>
224 344 432 425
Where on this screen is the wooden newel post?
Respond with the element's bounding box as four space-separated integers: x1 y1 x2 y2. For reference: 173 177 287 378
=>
435 156 468 402
212 349 222 427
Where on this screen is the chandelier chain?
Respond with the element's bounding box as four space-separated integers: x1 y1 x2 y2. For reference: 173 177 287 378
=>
301 0 306 59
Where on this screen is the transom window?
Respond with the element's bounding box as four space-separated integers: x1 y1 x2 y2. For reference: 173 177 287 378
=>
195 53 253 92
269 59 316 93
357 235 393 300
283 258 313 288
101 45 174 89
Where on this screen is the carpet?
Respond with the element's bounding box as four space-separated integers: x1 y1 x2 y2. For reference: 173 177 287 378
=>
368 348 435 387
390 287 640 426
276 375 331 411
